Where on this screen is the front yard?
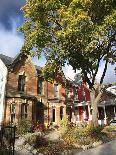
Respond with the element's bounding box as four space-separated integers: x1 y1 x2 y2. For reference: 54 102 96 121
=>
14 117 116 155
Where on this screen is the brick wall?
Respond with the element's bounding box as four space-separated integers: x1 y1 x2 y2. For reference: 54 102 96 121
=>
6 55 37 96
5 54 67 125
5 55 37 124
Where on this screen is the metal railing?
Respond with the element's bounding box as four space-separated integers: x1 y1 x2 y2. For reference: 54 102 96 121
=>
0 125 16 155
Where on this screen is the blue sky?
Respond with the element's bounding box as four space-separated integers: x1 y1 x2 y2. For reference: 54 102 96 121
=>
0 0 115 84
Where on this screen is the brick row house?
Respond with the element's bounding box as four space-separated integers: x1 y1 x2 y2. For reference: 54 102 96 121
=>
0 53 116 126
66 81 92 124
0 53 66 126
67 81 116 125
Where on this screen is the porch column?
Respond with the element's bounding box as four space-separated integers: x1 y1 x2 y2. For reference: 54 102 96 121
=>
103 106 107 125
83 106 86 120
77 107 80 122
71 111 76 123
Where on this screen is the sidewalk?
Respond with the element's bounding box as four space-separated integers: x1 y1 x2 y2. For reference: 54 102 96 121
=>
74 139 116 155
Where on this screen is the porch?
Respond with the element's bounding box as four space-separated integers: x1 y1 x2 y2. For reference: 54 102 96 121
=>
69 101 116 125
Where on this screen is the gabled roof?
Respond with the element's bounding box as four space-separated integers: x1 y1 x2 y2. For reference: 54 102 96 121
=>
0 53 42 72
0 54 13 66
106 85 116 96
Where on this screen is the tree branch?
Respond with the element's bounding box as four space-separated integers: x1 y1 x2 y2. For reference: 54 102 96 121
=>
92 56 101 85
100 59 108 84
82 69 93 88
99 31 116 84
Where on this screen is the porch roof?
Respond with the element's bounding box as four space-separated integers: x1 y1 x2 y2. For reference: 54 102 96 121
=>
98 100 116 107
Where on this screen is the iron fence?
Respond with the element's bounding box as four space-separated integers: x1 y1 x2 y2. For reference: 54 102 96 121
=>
0 125 16 155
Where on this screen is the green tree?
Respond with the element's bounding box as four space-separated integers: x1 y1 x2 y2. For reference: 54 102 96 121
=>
20 0 116 126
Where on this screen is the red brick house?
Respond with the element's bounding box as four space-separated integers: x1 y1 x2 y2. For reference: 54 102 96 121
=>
0 53 66 126
67 80 116 125
66 81 91 123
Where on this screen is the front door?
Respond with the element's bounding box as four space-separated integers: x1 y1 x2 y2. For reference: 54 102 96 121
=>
52 108 56 122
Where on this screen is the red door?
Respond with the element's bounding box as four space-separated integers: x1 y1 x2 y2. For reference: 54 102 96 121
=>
79 106 83 121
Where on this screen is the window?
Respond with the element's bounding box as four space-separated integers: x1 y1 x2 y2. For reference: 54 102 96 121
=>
52 108 56 122
21 103 28 119
66 88 73 98
66 89 70 98
18 74 26 92
74 89 78 100
10 103 16 124
37 80 43 95
54 84 58 97
60 107 64 120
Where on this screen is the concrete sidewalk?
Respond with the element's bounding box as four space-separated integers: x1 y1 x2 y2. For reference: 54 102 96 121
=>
74 139 116 155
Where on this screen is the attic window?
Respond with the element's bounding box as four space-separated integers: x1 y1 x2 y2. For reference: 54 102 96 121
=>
18 74 26 92
37 79 43 95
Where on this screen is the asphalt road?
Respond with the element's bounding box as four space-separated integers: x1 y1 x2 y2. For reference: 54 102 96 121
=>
74 139 116 155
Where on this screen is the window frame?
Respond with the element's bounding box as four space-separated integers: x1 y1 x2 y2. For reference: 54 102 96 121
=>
37 79 43 95
60 106 64 120
52 108 56 122
18 74 26 92
10 103 16 124
54 83 58 97
21 103 28 119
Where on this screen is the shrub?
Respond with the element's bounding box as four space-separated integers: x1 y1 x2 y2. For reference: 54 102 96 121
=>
34 136 48 148
103 126 116 139
62 127 76 144
62 125 106 146
87 125 104 138
24 132 41 145
59 115 69 135
104 126 116 132
34 123 45 132
74 127 89 140
16 118 33 135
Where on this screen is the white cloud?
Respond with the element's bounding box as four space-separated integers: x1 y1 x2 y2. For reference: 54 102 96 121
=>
0 19 115 84
63 64 79 80
63 62 116 84
0 22 24 57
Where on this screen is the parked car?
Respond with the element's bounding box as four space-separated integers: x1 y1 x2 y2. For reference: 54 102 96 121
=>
110 119 116 126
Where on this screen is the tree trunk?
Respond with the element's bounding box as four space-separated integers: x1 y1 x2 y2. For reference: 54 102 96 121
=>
92 99 99 127
90 86 102 127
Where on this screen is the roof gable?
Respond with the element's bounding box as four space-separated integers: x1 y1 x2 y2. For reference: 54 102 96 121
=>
0 54 13 66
